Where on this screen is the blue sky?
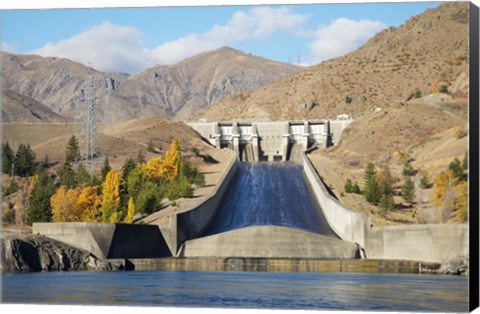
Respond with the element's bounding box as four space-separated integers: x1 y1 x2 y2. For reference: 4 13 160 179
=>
1 2 440 73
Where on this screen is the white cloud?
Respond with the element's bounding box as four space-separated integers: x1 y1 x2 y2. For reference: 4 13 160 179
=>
28 7 307 73
150 6 308 64
309 18 386 64
1 42 17 53
31 21 152 73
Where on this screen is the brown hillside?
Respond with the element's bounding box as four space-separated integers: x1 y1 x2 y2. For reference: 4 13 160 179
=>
1 47 301 122
193 2 468 121
1 90 70 123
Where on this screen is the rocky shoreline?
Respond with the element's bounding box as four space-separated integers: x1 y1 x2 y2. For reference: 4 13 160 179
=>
1 233 125 273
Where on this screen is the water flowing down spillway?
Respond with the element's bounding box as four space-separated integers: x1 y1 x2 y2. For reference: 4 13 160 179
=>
203 162 338 237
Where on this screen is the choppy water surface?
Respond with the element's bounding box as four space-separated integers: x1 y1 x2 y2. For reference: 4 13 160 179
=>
204 162 336 237
2 271 468 311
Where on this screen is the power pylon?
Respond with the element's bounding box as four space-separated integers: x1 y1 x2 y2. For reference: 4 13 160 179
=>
73 65 102 174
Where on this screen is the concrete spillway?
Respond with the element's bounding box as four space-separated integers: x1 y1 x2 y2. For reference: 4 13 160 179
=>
202 162 337 238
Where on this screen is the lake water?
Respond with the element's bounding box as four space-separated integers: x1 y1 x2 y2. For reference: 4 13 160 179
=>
1 270 469 312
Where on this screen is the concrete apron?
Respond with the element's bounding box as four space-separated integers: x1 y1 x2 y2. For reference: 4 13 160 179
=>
127 257 440 274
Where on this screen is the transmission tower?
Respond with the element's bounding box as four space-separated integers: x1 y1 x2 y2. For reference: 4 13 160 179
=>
73 65 102 174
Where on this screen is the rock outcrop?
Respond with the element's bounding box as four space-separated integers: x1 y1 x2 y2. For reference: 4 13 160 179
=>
1 235 124 273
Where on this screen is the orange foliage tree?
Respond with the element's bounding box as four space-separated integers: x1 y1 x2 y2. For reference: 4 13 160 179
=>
51 186 83 222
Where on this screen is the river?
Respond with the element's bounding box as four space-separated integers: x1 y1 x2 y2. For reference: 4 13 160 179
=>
1 271 468 311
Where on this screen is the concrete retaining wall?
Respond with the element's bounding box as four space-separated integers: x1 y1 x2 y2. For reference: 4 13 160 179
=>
130 257 430 274
174 156 240 252
302 153 370 247
365 224 469 263
32 222 172 260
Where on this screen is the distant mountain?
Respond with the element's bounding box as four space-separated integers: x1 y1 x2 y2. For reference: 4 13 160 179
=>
1 90 70 123
193 2 469 121
1 47 301 122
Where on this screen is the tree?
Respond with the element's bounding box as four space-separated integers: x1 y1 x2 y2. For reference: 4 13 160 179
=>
75 163 91 186
439 85 449 93
65 135 80 165
101 156 112 181
352 181 362 194
344 178 353 193
448 158 466 182
2 142 15 175
27 168 56 225
57 162 76 188
402 178 415 204
51 186 83 222
377 165 393 196
380 193 395 213
419 175 432 189
434 170 456 222
101 170 120 222
363 163 381 204
455 181 468 223
402 161 416 176
14 143 37 177
124 197 135 223
78 186 102 222
165 139 182 180
121 158 137 181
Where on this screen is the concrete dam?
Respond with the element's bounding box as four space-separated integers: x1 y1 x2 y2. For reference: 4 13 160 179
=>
32 117 469 272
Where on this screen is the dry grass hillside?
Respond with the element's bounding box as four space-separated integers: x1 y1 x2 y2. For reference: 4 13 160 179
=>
193 2 468 121
1 90 70 123
192 2 470 226
2 117 218 171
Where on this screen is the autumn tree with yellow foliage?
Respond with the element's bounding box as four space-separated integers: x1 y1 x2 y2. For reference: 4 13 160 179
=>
51 186 83 222
434 154 468 223
101 170 121 222
124 197 135 223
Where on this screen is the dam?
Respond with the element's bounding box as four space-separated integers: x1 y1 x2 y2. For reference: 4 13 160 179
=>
32 116 469 272
187 116 353 161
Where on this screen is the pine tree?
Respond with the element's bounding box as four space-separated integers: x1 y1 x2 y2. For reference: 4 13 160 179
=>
121 158 137 181
344 178 353 193
75 163 91 186
101 170 120 222
380 193 395 212
352 181 362 194
2 142 15 175
448 158 466 182
27 168 56 225
363 163 381 204
419 175 432 189
402 178 415 204
101 156 112 180
57 162 76 188
65 135 80 165
124 197 135 223
14 143 37 177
